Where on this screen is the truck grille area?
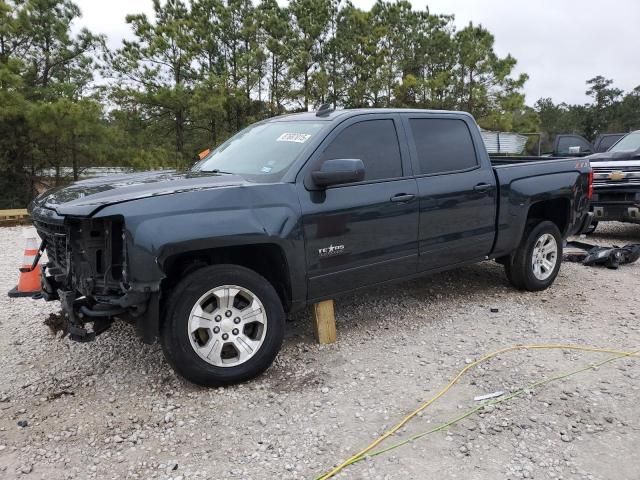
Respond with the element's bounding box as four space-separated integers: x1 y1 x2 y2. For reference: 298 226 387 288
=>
34 220 69 271
592 164 640 186
33 216 126 296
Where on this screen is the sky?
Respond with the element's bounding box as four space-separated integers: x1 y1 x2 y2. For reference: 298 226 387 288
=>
71 0 640 106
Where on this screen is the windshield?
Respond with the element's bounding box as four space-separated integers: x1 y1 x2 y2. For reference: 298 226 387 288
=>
193 121 325 179
609 132 640 152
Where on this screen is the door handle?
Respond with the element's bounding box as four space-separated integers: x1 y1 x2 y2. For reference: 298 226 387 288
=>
473 183 493 193
391 193 416 203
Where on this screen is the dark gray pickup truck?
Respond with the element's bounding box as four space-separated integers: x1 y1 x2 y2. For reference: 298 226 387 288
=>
29 108 593 386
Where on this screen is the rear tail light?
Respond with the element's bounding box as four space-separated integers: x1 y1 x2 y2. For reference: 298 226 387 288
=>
587 169 594 199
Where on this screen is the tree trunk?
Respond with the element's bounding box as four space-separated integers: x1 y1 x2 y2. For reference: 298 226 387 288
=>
54 139 61 187
30 162 36 203
42 36 51 88
175 109 184 169
272 54 279 114
468 69 474 113
71 131 78 181
304 68 309 111
331 54 337 109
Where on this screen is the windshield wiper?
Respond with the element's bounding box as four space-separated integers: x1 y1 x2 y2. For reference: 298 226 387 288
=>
201 169 233 174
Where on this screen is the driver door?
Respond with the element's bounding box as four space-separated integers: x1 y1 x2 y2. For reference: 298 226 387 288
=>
296 114 419 301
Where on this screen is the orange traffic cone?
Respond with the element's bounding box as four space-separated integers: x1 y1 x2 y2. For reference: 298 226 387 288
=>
8 232 42 298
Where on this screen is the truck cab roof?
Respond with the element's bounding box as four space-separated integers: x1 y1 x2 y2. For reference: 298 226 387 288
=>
270 108 475 123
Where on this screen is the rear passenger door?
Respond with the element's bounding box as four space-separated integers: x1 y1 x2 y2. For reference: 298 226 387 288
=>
401 114 497 271
297 114 419 300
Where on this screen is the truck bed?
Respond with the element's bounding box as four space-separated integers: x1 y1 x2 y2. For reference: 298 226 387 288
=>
489 155 592 257
490 155 565 165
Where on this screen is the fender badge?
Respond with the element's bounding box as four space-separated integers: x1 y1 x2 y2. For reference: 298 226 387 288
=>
318 244 345 258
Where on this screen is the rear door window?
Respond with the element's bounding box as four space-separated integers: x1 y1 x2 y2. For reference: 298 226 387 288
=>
597 135 623 152
409 118 478 175
320 119 403 181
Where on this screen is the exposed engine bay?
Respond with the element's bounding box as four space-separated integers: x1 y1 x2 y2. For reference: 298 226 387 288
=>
35 216 152 342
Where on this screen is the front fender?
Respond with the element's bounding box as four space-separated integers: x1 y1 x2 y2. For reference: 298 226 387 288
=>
93 183 306 301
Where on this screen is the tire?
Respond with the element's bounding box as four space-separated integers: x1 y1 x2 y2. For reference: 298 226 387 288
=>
505 220 563 292
585 220 598 235
160 264 285 387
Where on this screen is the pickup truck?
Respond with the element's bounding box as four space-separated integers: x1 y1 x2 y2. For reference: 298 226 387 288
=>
29 108 593 386
583 130 640 233
550 133 625 157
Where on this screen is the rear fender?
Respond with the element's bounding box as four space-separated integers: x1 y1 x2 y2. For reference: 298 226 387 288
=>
493 172 577 256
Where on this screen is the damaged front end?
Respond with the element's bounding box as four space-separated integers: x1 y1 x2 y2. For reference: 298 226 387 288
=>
34 213 155 342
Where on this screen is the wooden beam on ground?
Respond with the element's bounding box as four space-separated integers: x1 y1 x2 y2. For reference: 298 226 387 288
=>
0 209 30 227
313 299 336 344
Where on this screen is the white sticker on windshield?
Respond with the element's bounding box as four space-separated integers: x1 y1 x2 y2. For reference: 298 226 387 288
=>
277 132 312 144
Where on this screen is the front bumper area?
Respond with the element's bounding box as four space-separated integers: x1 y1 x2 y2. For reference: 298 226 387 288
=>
590 188 640 224
41 263 154 342
591 204 640 223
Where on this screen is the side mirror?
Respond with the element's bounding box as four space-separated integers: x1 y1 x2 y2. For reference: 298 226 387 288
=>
311 159 365 187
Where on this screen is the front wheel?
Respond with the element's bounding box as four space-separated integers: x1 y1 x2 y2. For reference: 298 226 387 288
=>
505 220 563 291
161 264 285 387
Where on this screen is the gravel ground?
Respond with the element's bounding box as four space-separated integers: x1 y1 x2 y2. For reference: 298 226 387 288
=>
1 223 640 480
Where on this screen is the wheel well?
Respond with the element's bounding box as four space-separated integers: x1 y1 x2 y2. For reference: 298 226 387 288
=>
161 244 292 311
527 198 570 235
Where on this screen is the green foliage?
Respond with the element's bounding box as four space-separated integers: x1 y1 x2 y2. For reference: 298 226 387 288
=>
258 0 293 113
536 77 640 149
3 0 634 209
0 0 105 206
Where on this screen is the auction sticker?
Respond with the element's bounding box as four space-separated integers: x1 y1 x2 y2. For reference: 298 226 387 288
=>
277 132 312 143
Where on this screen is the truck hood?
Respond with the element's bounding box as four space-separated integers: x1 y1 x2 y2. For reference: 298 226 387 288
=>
587 150 640 162
31 170 247 217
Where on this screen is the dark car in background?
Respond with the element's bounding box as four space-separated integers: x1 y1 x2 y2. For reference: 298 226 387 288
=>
552 133 626 157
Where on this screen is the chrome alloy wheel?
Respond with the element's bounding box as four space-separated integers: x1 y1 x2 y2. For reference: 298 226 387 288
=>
531 233 558 281
188 285 267 367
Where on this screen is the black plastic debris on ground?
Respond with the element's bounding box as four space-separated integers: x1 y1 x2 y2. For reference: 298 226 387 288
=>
563 241 640 269
44 311 68 336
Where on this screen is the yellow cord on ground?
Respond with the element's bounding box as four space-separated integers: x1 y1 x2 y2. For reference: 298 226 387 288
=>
316 344 639 480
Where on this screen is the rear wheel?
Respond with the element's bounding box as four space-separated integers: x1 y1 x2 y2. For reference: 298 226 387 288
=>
505 220 563 291
161 264 285 387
